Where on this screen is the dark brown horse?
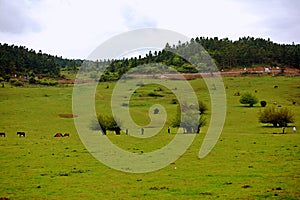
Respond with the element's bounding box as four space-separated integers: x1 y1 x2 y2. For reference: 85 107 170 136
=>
63 133 70 137
54 133 63 137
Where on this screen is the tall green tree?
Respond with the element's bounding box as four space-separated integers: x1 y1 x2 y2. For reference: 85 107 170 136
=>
259 106 295 127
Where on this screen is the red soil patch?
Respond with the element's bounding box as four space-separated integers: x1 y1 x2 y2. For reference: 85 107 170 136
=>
58 114 78 118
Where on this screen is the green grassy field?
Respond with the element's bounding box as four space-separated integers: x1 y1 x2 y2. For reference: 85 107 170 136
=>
0 76 300 199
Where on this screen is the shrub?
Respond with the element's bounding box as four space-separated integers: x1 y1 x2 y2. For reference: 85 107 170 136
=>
36 78 58 86
136 83 144 86
13 81 24 87
29 76 37 84
94 114 121 135
89 72 98 79
0 77 4 87
277 107 295 127
171 98 178 104
171 104 206 133
10 79 24 87
260 100 267 107
9 78 18 84
239 92 258 107
259 106 295 127
154 87 163 92
148 92 164 97
154 108 159 114
198 100 208 114
234 91 240 96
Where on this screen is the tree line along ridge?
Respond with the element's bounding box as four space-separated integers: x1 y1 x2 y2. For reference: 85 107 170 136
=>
0 36 299 82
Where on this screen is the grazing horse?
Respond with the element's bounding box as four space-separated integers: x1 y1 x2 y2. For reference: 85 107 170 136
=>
54 133 63 137
17 131 25 137
63 133 70 137
0 132 5 137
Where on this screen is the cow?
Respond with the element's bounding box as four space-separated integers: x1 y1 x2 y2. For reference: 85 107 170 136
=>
63 133 70 137
0 132 5 137
54 133 63 137
17 131 25 137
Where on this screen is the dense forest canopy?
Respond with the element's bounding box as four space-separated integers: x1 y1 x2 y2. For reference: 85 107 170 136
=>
199 36 299 69
0 43 82 80
98 36 300 81
0 36 299 81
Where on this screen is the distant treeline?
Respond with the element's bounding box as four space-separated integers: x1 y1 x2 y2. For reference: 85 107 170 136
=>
199 36 299 69
0 36 299 81
0 43 82 80
99 36 300 81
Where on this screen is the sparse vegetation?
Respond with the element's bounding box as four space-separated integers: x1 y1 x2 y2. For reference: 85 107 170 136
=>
0 76 299 199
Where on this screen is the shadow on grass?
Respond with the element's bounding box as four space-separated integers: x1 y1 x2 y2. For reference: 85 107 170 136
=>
233 105 263 108
257 125 296 134
259 125 295 128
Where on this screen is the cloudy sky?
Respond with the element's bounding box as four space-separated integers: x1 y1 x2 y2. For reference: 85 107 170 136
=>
0 0 299 59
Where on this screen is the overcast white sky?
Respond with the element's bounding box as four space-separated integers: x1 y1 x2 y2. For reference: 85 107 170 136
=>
0 0 299 59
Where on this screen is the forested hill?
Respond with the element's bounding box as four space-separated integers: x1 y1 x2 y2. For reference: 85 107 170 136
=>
0 36 299 81
0 43 82 80
101 37 300 81
198 37 299 69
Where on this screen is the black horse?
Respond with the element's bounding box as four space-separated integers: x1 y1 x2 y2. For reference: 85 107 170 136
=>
17 131 25 137
0 132 5 137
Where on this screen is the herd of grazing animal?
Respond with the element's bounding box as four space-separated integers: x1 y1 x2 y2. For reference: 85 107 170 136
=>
0 131 70 138
0 132 26 137
54 133 70 137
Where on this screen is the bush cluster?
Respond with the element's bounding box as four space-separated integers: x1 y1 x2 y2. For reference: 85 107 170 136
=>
10 79 24 86
94 114 121 135
259 106 295 127
147 92 164 97
36 78 58 86
239 92 258 107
